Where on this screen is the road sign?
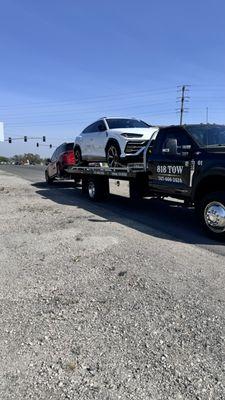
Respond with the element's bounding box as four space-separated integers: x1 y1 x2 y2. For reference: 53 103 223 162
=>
0 122 4 142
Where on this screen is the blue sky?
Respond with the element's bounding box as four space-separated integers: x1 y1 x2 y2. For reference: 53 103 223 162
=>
0 0 225 157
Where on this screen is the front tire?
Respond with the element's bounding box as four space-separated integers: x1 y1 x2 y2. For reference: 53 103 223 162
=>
106 142 122 167
45 170 54 185
56 164 62 178
196 191 225 240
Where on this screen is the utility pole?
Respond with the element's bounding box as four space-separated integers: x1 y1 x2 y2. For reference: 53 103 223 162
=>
177 85 190 125
180 85 185 126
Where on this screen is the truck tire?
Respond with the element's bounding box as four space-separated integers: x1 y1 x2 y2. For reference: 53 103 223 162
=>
196 191 225 240
86 176 109 201
45 170 54 185
56 163 61 178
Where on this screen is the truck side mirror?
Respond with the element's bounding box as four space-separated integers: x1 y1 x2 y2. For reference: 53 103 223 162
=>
162 138 178 155
180 144 192 157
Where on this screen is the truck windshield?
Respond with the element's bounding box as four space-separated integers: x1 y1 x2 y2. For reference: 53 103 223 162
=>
106 119 150 129
186 125 225 147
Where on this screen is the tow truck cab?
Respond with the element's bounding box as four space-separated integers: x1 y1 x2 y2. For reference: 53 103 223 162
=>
146 124 225 238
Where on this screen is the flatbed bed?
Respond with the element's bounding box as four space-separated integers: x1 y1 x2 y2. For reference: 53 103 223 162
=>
66 163 149 201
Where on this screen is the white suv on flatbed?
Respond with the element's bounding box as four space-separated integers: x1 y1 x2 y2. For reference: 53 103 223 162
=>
74 117 158 167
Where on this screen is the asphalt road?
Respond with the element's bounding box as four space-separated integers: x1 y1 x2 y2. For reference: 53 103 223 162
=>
1 164 225 256
0 164 46 182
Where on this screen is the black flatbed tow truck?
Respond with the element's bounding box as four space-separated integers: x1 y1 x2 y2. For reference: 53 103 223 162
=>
66 124 225 240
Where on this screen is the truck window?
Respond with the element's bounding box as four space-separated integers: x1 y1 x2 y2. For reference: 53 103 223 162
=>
152 128 193 157
162 132 191 154
82 123 98 133
97 121 106 132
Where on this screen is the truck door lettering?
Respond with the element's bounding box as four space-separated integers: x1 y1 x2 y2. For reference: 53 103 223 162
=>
156 165 184 175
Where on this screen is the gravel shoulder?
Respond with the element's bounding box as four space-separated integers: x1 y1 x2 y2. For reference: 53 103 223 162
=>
0 170 225 400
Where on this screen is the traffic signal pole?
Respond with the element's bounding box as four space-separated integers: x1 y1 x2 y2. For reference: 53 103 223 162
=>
5 136 47 144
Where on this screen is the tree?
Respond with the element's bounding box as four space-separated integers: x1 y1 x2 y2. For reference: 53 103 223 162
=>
12 153 42 164
0 156 9 163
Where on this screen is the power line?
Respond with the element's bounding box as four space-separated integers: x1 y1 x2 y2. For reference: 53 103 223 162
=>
0 101 174 119
0 87 176 110
4 110 177 128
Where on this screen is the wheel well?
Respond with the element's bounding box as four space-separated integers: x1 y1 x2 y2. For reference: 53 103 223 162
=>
194 175 225 201
105 139 120 154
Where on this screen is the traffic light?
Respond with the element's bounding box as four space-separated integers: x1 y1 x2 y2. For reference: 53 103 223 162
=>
49 144 52 149
24 136 27 142
36 143 39 147
43 136 46 142
8 137 12 144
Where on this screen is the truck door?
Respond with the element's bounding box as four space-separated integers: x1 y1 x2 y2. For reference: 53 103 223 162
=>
147 127 196 196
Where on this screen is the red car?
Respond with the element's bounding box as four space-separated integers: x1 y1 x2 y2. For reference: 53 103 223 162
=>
45 142 75 183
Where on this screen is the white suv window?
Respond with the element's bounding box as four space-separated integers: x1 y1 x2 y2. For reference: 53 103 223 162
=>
82 121 105 133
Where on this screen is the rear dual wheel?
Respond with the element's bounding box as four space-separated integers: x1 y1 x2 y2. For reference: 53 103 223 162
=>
83 176 109 201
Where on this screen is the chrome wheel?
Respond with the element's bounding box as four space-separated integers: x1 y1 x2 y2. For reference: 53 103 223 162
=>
88 181 96 199
107 145 120 167
204 201 225 233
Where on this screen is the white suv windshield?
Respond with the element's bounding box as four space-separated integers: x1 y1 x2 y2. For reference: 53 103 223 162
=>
106 119 150 129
